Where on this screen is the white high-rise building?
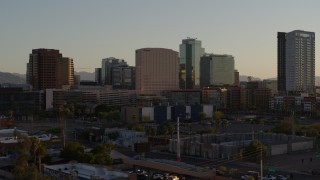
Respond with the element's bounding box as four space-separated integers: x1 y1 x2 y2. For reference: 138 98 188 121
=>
179 38 205 89
285 30 315 93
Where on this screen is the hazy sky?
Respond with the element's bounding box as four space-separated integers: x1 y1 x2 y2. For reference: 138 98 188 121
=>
1 0 320 79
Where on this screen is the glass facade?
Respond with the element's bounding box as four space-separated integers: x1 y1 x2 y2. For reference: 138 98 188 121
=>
200 54 235 87
179 38 205 89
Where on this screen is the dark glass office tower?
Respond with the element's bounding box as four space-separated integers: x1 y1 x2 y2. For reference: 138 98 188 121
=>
277 32 286 93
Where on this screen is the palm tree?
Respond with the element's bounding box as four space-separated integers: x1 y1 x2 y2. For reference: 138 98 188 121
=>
31 138 48 171
221 119 229 131
58 105 72 147
213 111 224 131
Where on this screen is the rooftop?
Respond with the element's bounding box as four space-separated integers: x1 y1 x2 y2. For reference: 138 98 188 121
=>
43 163 128 180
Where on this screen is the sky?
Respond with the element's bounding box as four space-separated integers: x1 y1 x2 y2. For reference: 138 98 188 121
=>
1 0 320 79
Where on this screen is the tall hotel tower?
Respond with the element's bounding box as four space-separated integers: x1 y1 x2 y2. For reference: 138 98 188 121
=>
277 30 315 94
135 48 179 94
179 38 205 89
27 49 74 90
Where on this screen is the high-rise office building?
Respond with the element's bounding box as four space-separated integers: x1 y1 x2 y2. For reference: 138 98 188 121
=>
112 66 135 89
179 38 205 89
95 68 101 84
234 69 240 86
101 57 127 85
61 57 75 87
135 48 179 94
277 32 286 93
277 30 315 94
200 54 235 87
27 49 74 90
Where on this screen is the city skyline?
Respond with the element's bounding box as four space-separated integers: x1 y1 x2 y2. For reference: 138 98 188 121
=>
1 1 320 79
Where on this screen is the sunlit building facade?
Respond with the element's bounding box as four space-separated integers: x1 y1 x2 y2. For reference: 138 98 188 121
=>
200 54 235 87
135 48 179 94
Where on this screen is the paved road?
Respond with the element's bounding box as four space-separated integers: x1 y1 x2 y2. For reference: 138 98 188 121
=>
143 151 320 180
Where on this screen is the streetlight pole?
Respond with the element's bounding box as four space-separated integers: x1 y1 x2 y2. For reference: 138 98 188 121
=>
177 117 181 161
260 145 263 180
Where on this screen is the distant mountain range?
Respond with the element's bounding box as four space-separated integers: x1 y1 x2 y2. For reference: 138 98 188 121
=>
0 72 26 84
0 71 96 84
75 71 95 81
0 71 320 86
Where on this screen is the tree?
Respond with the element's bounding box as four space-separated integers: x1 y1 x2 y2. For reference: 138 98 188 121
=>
1 110 15 128
142 115 151 122
60 141 85 161
197 127 216 135
130 124 145 132
243 139 267 162
57 105 73 147
228 168 238 177
213 111 224 130
199 112 207 123
14 135 32 172
159 122 169 136
14 135 49 180
167 123 175 139
30 137 48 171
147 127 156 145
91 144 114 154
221 119 229 130
272 119 298 135
217 166 227 175
90 144 114 165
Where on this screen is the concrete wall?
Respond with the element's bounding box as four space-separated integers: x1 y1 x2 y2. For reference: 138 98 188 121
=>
169 133 315 159
121 107 140 124
141 107 154 122
271 144 287 155
292 141 313 151
203 105 213 118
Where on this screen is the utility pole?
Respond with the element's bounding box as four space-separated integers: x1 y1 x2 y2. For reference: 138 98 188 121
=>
260 144 263 180
177 117 181 161
292 110 295 138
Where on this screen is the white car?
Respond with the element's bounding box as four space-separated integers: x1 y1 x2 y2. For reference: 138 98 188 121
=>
152 173 164 180
241 175 253 180
263 175 276 180
276 175 287 180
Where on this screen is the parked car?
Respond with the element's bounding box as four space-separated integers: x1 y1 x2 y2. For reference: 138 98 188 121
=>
276 175 287 180
152 173 164 180
263 174 276 180
241 175 253 180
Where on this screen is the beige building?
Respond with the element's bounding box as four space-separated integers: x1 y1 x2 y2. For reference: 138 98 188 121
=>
135 48 179 94
61 57 75 86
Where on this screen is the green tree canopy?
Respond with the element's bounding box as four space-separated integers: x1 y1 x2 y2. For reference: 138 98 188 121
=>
272 119 298 135
213 111 224 129
243 139 267 163
60 141 85 161
130 124 145 132
14 135 50 180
